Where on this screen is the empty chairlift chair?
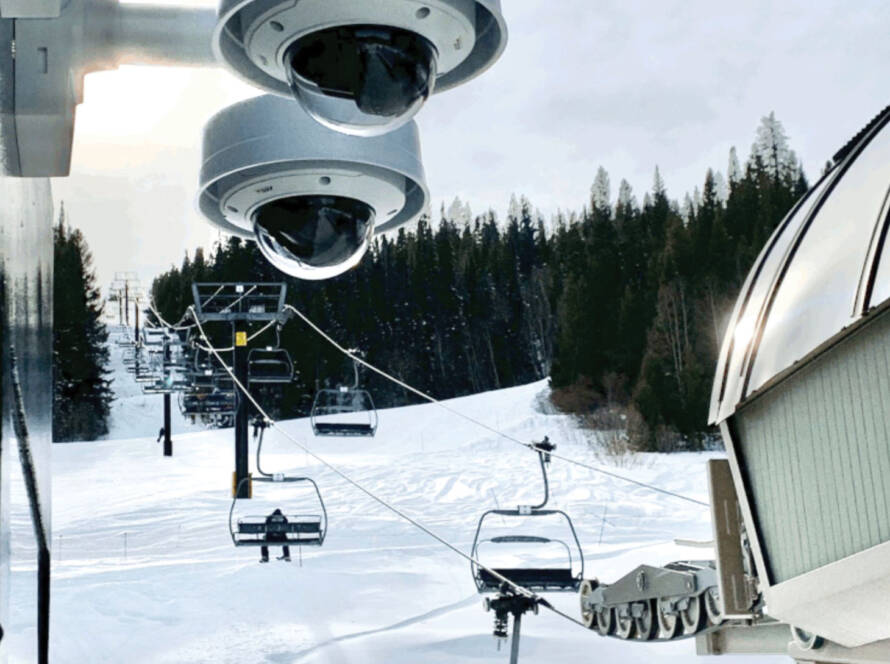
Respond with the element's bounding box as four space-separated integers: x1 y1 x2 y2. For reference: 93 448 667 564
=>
248 347 293 384
310 358 378 437
470 439 584 594
310 386 378 437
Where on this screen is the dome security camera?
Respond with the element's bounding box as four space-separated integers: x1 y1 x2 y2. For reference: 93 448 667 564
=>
213 0 508 136
198 94 429 280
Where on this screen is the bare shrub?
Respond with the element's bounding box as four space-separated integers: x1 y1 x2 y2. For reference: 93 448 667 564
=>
549 376 601 414
654 424 685 453
582 405 648 468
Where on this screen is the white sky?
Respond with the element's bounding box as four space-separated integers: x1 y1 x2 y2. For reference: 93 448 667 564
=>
53 0 890 292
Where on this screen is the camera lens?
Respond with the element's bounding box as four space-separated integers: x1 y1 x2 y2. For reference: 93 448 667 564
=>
253 195 376 280
285 25 437 136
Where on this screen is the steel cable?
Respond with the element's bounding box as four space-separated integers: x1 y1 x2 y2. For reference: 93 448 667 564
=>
282 305 709 508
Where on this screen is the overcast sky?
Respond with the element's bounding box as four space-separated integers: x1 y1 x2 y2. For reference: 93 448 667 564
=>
54 0 890 293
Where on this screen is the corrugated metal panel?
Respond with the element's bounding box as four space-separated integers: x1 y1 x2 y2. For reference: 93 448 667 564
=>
735 308 890 584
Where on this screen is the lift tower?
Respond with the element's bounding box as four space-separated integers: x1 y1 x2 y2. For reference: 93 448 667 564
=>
191 283 288 499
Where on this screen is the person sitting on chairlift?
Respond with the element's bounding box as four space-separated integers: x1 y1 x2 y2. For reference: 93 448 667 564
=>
260 508 291 563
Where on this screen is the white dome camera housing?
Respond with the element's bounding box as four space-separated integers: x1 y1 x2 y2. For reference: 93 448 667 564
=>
213 0 507 136
198 94 429 280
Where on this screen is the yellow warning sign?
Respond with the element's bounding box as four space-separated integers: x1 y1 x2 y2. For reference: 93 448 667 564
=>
235 331 248 347
233 472 252 498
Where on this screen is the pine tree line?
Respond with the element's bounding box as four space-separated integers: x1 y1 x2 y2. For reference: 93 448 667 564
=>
151 113 807 448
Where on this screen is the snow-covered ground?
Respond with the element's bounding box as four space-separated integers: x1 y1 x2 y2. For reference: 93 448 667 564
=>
9 333 787 663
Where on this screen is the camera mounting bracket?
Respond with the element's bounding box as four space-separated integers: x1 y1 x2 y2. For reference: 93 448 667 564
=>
0 0 216 177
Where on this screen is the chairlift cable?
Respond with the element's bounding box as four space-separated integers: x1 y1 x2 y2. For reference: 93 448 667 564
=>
281 305 709 509
190 307 544 603
147 300 197 331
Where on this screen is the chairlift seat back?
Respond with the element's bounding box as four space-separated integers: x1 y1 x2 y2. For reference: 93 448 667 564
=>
477 567 580 592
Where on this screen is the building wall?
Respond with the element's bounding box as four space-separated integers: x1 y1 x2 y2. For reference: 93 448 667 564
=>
735 307 890 585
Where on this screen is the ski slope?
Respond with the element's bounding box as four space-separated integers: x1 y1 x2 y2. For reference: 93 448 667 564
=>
8 338 788 663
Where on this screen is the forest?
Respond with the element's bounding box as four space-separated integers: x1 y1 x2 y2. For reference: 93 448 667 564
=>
146 113 809 451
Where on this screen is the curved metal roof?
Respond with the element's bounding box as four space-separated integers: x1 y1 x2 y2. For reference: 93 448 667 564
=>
711 106 890 424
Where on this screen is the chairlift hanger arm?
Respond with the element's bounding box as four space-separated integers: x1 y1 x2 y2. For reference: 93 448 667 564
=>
252 424 329 538
530 448 550 510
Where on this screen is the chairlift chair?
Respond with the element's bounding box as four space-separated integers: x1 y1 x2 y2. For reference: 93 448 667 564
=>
310 386 378 437
133 369 157 384
229 477 328 551
471 520 584 593
143 373 191 395
141 328 165 348
248 347 294 384
470 440 584 594
310 358 378 437
179 388 238 416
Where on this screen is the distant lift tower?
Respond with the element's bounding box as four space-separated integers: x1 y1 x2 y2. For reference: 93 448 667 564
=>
191 283 288 499
109 272 141 328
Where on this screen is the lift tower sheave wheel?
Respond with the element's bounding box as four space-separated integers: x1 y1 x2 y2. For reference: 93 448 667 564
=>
578 459 761 644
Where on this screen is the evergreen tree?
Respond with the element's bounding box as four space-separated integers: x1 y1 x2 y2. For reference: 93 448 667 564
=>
53 206 114 441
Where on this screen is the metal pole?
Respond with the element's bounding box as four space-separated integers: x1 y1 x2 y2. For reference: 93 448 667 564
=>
510 612 522 664
163 340 172 457
163 394 172 457
114 5 217 67
234 322 250 498
125 283 129 326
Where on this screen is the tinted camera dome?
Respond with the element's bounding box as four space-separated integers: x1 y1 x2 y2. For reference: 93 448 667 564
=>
285 25 437 137
253 195 376 280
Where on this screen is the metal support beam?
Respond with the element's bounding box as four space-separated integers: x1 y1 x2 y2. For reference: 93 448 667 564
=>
696 621 790 656
162 340 172 457
510 612 522 664
163 395 172 457
233 323 250 499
